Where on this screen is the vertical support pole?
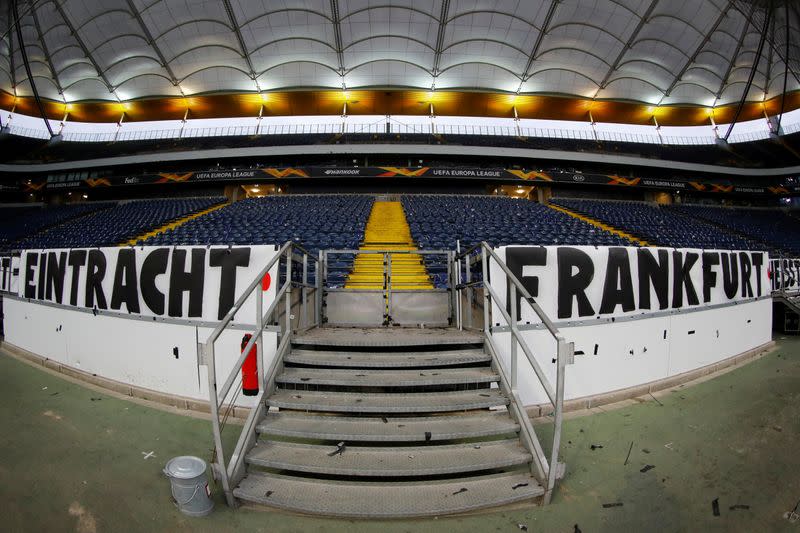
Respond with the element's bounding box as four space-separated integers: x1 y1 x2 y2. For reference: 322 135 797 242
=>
544 337 570 504
301 253 308 329
509 283 518 390
447 251 455 327
285 247 293 334
316 250 323 327
465 252 473 329
203 342 235 506
255 282 264 388
481 245 491 335
386 252 393 322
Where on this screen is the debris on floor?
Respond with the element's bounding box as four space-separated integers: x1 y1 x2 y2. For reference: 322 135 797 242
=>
517 524 528 531
712 498 720 516
590 444 603 450
602 502 623 508
452 488 467 495
624 441 634 465
729 504 749 511
640 464 655 473
327 442 346 457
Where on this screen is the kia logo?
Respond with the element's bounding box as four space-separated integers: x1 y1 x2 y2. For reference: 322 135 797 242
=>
572 174 585 182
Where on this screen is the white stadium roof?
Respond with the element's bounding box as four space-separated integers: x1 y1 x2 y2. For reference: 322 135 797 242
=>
1 0 798 107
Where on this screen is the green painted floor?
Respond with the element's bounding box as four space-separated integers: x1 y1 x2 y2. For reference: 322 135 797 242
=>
0 338 798 533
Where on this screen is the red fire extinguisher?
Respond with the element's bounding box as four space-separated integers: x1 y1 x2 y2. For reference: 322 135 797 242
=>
241 333 258 396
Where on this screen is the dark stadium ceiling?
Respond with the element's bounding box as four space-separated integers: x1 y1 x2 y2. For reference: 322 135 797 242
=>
1 0 799 124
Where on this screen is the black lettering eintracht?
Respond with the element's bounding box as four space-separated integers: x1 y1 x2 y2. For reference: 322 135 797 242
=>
140 248 169 315
85 250 108 309
110 248 140 313
45 251 68 304
168 249 206 318
67 250 87 306
209 248 251 320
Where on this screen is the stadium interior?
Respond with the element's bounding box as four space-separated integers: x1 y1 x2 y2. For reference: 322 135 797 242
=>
1 0 800 530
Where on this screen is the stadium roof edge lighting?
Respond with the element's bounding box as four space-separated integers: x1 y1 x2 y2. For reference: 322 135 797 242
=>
1 0 797 128
2 89 800 127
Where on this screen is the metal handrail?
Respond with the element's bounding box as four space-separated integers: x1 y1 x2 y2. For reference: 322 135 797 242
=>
452 241 571 504
200 241 320 507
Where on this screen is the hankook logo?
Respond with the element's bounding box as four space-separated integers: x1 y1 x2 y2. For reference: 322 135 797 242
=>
323 169 361 175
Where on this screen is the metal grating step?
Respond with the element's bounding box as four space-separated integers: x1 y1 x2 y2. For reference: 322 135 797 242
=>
285 349 491 368
256 411 519 442
245 439 531 477
234 471 544 518
268 389 508 413
276 367 499 387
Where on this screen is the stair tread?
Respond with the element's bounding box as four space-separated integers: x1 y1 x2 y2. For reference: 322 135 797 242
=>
285 349 491 368
245 439 530 476
276 367 499 386
268 389 508 413
257 411 519 441
293 327 483 347
234 471 544 518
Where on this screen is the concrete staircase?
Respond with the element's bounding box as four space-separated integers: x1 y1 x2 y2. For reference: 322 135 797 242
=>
232 327 545 517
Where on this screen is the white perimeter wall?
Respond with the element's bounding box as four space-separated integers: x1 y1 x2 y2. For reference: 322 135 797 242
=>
3 298 276 407
492 297 772 406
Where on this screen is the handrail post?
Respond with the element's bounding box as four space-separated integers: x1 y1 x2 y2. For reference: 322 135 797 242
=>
301 253 308 329
509 283 518 390
545 337 571 504
481 245 491 335
448 250 457 328
255 282 264 388
465 251 473 329
386 252 393 321
285 246 293 334
203 341 235 506
316 250 323 327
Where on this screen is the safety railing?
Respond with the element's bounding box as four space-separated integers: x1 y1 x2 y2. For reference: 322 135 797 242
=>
321 248 454 327
199 241 320 507
770 256 800 296
9 118 784 146
453 242 573 503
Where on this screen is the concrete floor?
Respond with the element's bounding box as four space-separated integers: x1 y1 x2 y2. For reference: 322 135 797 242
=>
0 338 798 533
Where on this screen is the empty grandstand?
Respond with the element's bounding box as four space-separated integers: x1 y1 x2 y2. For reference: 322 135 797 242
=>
0 0 798 528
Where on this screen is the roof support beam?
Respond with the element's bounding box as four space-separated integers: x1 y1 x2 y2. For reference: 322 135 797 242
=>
723 4 772 141
431 0 450 86
221 0 258 88
597 0 660 92
52 0 114 94
519 0 560 88
12 0 53 135
7 1 16 94
123 0 178 86
715 3 756 101
775 0 791 134
662 1 731 98
29 0 63 96
329 0 345 81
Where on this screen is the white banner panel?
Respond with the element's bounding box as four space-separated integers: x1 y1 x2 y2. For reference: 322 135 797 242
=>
491 246 769 324
15 245 278 322
487 245 772 405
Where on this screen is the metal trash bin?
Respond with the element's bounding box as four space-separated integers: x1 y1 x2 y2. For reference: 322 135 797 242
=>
163 456 214 517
